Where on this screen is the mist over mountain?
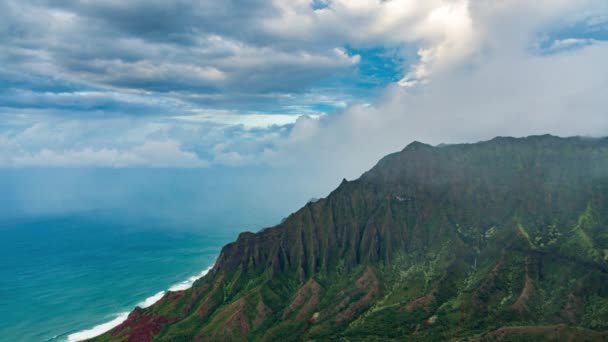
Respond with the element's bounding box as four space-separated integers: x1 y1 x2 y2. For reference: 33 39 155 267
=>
92 135 608 341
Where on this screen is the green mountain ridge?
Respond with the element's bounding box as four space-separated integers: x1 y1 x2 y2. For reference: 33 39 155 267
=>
92 135 608 341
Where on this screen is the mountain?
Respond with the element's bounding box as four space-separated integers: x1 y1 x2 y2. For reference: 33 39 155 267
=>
91 135 608 341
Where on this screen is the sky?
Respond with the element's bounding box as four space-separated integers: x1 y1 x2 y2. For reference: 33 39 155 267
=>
2 0 608 207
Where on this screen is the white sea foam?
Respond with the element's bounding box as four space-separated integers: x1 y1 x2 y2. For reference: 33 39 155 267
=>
67 312 130 342
168 265 213 292
66 264 214 341
139 291 166 308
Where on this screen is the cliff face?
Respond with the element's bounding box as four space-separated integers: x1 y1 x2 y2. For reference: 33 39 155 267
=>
93 135 608 341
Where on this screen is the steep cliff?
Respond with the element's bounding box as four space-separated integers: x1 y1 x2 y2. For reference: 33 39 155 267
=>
92 135 608 341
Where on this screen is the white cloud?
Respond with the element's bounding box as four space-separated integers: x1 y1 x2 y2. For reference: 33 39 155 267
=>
261 41 608 186
1 0 607 175
264 0 478 86
174 111 321 129
548 38 597 52
1 138 208 168
194 1 606 189
399 1 476 86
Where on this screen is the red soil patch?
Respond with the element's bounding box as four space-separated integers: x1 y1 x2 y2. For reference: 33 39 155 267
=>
283 278 322 320
321 295 351 322
111 307 169 342
470 253 505 312
335 267 379 323
405 289 437 312
334 296 351 313
202 298 250 339
355 266 378 290
560 293 583 324
195 275 223 318
178 284 207 314
169 291 185 303
254 300 272 327
511 274 534 311
479 254 505 293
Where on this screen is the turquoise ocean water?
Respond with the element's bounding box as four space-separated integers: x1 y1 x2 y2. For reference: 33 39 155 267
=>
0 168 325 342
0 213 238 341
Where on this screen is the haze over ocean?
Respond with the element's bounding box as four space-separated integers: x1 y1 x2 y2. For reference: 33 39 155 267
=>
0 169 322 341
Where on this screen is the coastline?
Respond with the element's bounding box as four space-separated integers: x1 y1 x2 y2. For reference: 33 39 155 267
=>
65 264 214 342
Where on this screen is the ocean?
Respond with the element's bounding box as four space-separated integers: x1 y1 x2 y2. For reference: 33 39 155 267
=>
0 212 238 341
0 168 327 342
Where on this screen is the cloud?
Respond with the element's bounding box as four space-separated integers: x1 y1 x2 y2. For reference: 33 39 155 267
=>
174 111 321 129
3 139 208 168
0 0 607 174
0 0 362 98
0 0 488 112
262 0 479 87
547 38 597 52
264 35 608 188
188 1 607 188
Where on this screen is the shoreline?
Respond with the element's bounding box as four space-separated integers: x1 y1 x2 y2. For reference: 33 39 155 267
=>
65 264 214 342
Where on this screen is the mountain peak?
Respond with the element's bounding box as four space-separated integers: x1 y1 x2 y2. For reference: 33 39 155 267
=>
402 140 433 151
94 135 608 342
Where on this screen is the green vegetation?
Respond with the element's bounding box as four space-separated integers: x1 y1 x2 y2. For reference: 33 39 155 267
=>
91 135 608 341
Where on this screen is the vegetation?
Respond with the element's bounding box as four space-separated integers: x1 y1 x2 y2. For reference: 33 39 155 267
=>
92 135 608 341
